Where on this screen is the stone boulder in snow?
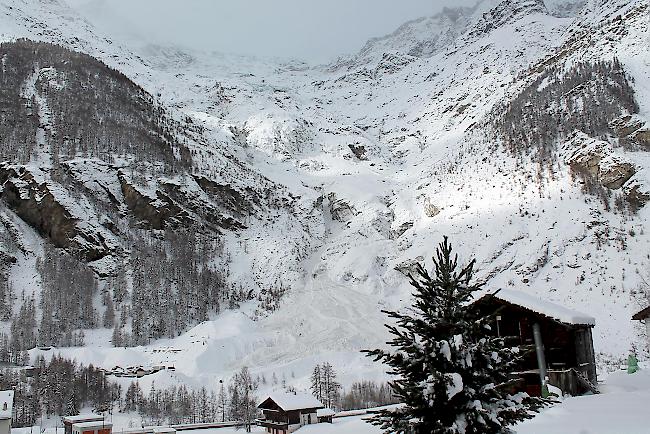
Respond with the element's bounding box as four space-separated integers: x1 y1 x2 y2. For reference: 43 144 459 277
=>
424 197 441 217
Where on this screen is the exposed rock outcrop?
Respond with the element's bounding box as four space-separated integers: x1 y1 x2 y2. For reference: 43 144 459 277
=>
468 0 548 40
562 132 636 190
611 114 650 148
390 221 414 240
348 144 368 161
0 163 118 263
117 171 191 230
394 256 424 277
424 198 441 217
327 192 357 222
164 177 247 230
623 178 650 209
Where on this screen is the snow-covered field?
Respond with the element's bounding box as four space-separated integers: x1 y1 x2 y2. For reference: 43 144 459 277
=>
516 369 650 434
299 367 650 434
13 367 650 434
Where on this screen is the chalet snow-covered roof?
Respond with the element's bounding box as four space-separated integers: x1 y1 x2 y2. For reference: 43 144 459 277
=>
62 414 104 424
259 391 324 411
72 421 111 429
0 390 13 419
480 289 596 326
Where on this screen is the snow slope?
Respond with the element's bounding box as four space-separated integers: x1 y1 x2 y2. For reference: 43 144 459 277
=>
2 0 650 397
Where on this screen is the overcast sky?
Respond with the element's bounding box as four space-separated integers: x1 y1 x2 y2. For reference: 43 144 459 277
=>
65 0 476 63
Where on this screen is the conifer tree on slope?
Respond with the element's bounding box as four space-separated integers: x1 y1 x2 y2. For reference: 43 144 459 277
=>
65 392 79 416
310 364 323 403
364 237 548 434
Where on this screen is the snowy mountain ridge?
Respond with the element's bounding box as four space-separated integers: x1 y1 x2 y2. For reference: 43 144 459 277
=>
0 0 649 398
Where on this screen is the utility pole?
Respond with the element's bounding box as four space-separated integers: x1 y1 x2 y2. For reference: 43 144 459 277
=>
219 380 225 423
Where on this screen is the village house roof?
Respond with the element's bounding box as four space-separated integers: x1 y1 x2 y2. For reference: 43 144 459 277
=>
62 415 104 424
72 421 112 429
632 305 650 320
259 391 324 411
0 390 13 420
477 289 596 326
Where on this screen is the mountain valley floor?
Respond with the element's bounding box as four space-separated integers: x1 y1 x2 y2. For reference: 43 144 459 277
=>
11 365 650 434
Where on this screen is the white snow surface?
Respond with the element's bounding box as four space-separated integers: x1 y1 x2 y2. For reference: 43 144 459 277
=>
516 367 650 434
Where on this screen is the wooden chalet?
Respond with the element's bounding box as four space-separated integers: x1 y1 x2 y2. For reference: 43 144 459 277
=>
257 392 327 434
474 289 597 396
632 305 650 351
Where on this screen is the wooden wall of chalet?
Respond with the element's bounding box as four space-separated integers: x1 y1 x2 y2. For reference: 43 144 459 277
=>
475 298 597 390
259 398 288 424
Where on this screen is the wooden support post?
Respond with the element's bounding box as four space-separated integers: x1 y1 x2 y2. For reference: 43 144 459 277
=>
533 322 547 388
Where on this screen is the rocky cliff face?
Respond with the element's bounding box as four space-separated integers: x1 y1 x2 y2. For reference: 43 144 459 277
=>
0 164 117 264
0 39 316 347
468 0 548 39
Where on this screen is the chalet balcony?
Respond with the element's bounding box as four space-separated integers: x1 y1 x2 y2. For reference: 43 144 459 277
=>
255 417 288 429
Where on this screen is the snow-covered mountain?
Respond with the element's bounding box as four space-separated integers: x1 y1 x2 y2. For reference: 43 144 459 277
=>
1 0 650 397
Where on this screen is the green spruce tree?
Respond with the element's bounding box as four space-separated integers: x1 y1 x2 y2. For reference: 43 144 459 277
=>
364 237 548 434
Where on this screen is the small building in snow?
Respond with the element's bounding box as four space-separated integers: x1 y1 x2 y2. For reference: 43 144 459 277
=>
62 415 105 434
474 289 597 396
257 392 327 434
632 305 650 351
0 390 14 434
71 421 111 434
316 408 334 424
